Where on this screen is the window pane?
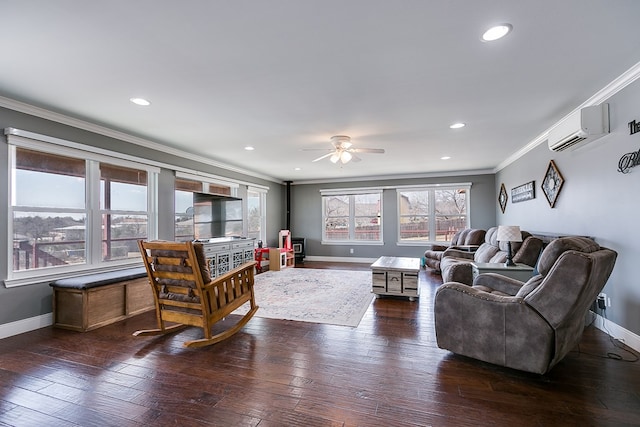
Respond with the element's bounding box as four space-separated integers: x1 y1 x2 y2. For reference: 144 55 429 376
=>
325 216 349 240
435 189 466 215
13 212 86 271
399 191 429 241
100 164 147 211
324 195 350 241
247 190 262 240
435 189 467 241
435 215 467 242
400 191 429 215
325 196 349 217
102 214 147 261
354 217 380 241
354 194 380 216
14 148 85 209
175 178 202 192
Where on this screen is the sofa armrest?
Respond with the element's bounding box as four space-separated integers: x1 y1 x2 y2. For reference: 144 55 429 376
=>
472 273 524 296
442 248 475 259
425 243 449 252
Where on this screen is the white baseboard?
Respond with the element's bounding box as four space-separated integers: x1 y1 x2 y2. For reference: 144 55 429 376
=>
0 313 53 340
305 255 378 263
590 311 640 353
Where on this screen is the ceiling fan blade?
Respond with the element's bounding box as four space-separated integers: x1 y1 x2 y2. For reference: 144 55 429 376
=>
351 154 362 162
352 148 385 154
312 152 335 162
302 148 333 151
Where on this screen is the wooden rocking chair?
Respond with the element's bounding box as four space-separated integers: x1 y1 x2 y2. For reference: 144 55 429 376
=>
135 240 259 348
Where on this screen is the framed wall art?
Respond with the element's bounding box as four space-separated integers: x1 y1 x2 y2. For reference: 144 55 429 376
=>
511 181 535 203
541 160 564 208
498 183 508 213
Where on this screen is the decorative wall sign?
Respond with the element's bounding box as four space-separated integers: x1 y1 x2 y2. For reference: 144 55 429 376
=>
541 160 564 208
498 183 508 213
511 181 535 203
618 148 640 173
629 119 640 135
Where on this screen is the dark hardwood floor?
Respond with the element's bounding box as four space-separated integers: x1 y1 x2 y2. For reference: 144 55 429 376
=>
1 262 639 426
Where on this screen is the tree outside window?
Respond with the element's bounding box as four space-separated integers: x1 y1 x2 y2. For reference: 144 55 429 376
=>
398 186 469 243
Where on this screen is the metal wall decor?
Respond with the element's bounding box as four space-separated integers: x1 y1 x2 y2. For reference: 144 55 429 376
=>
618 148 640 173
541 160 564 208
498 183 508 213
511 181 535 203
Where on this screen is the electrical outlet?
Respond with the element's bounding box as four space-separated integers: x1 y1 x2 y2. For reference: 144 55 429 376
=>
349 248 354 254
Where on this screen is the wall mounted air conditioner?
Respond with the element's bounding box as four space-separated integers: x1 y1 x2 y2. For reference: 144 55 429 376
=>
547 103 610 152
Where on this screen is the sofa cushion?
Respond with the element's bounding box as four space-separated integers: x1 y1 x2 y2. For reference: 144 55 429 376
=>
50 267 147 290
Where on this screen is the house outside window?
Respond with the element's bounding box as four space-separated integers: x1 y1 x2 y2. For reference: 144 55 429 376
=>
321 189 382 244
8 142 158 283
397 184 470 244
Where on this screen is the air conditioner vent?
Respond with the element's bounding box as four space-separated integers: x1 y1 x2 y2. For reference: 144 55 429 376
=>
548 104 609 152
553 135 587 152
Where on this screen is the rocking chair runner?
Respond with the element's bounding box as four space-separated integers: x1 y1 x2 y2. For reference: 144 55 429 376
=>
135 240 259 348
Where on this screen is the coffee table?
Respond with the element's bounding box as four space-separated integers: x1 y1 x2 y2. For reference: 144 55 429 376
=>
370 256 421 301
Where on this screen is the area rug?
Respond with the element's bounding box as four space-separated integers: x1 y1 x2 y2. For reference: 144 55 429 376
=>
236 268 374 327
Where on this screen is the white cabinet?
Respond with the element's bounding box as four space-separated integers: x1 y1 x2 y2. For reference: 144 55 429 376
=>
200 238 255 277
370 256 421 301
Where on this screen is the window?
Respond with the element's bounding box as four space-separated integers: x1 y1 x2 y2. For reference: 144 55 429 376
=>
397 184 470 243
247 187 266 243
321 190 382 244
8 143 158 282
173 173 239 242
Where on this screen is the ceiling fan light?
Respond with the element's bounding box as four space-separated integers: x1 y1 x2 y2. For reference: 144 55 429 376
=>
330 153 340 163
341 151 352 163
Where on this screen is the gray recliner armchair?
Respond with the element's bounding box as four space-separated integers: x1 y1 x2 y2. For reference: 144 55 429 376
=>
434 237 617 374
424 228 486 272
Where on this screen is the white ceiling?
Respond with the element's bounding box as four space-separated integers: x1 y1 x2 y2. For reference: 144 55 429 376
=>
1 0 640 184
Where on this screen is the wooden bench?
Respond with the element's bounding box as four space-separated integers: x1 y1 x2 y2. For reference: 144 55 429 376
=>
50 267 154 332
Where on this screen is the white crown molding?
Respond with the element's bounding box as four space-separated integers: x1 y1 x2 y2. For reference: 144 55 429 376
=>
291 168 494 186
494 60 640 173
0 96 281 184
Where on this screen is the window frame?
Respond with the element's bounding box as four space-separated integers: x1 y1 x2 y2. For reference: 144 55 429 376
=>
396 183 471 246
320 188 383 245
6 133 159 287
247 186 267 243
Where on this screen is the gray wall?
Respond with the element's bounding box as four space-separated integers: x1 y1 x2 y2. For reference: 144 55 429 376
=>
0 106 285 325
495 79 640 337
290 174 496 260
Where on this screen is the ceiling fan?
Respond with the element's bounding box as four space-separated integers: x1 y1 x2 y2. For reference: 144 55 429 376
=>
305 135 385 164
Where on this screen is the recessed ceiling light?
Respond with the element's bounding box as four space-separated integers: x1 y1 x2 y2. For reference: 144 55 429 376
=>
450 122 465 129
294 167 301 171
244 146 255 151
441 156 451 160
130 97 151 106
481 24 512 42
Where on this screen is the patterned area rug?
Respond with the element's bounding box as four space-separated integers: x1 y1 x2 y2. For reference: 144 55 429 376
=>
236 268 374 327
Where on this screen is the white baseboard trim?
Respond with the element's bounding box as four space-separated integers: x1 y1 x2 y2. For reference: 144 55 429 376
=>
590 311 640 353
305 255 378 264
0 313 53 340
